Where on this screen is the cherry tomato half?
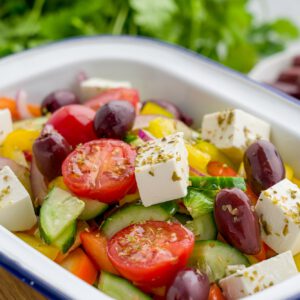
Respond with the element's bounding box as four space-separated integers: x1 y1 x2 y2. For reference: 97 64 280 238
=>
107 221 195 287
84 88 140 112
62 139 136 203
47 105 97 148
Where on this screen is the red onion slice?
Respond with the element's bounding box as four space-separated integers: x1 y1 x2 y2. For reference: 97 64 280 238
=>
30 155 48 206
138 129 154 142
76 71 88 83
15 90 34 120
133 114 168 130
189 166 206 177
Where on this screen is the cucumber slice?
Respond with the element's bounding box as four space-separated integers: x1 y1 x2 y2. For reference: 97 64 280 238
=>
13 116 48 131
188 240 249 282
189 176 246 191
174 213 192 224
52 221 76 253
183 188 215 218
98 271 151 300
185 213 217 240
79 199 108 220
40 187 85 243
101 202 177 238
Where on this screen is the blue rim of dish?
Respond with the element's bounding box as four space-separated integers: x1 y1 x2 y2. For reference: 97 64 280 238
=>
0 252 69 299
0 35 300 300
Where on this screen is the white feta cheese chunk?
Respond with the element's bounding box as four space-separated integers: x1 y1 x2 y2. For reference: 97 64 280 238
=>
80 77 131 100
0 166 36 231
219 251 298 299
255 178 300 255
0 109 13 144
135 132 189 207
201 109 270 161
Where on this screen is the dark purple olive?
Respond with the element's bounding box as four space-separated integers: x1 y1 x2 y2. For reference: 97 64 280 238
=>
166 268 210 300
41 90 80 115
93 100 135 139
277 67 300 84
32 125 72 180
215 188 261 255
143 100 193 126
244 140 285 195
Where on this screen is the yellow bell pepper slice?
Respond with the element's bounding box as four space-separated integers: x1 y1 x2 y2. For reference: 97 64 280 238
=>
49 176 68 191
119 191 140 206
16 233 59 260
285 164 294 181
186 143 210 174
292 177 300 188
195 140 233 167
238 162 246 178
148 117 176 138
294 252 300 272
141 102 174 118
2 129 40 166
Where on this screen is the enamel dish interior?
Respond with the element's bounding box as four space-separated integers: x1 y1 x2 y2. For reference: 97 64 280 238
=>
0 36 299 300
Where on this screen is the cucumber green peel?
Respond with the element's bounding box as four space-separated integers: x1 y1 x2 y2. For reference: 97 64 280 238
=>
101 202 178 238
188 240 249 282
40 187 85 244
98 271 151 300
189 176 246 191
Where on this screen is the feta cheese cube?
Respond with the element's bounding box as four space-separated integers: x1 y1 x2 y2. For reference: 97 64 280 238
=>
256 178 300 255
135 132 189 207
201 109 270 161
0 166 36 231
80 77 131 100
0 109 13 144
219 251 298 299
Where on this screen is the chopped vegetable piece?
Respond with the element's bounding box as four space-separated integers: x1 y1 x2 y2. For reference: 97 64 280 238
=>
16 233 59 260
101 202 177 238
189 176 246 191
98 271 151 300
60 248 98 285
188 240 249 282
40 187 85 243
62 139 136 203
183 188 215 218
80 231 119 275
108 221 194 287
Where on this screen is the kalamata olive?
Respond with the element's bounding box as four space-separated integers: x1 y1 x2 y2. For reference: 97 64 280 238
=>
93 100 135 139
214 188 261 255
32 125 72 180
244 140 285 195
41 90 80 114
166 268 210 300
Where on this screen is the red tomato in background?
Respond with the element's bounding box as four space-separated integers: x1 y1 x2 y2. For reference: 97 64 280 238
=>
107 221 195 287
207 161 237 177
84 88 140 112
62 139 136 203
47 105 97 148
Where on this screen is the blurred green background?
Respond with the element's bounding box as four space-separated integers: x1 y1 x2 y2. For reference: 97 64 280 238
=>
0 0 299 73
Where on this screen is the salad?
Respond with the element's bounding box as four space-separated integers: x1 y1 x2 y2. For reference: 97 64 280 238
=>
0 76 300 300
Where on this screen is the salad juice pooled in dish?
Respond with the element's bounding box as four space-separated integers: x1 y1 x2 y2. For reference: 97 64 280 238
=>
0 76 299 300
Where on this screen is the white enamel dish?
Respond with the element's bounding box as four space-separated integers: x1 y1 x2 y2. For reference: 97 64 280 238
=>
0 36 299 300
